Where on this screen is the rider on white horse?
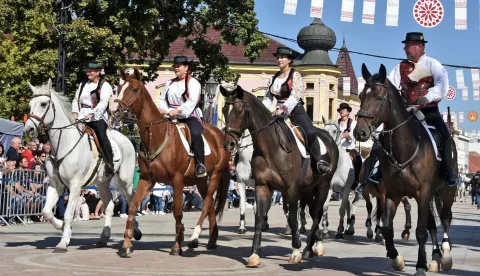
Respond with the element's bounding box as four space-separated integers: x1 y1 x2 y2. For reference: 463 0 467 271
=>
71 61 115 177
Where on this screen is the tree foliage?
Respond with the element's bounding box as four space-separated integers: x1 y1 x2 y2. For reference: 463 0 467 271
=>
0 0 269 119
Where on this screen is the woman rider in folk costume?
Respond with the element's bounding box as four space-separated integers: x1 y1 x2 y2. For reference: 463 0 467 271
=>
157 56 207 178
72 61 115 177
263 47 330 175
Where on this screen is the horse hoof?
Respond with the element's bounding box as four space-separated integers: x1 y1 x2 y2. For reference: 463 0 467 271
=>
428 260 440 272
53 247 67 253
302 250 314 259
169 247 182 256
366 228 373 239
299 227 307 234
120 247 134 258
322 232 330 239
414 268 426 276
390 255 405 271
206 243 217 250
95 241 107 248
133 229 142 241
247 255 261 267
441 255 453 271
401 230 410 241
187 239 199 249
238 228 247 234
314 248 325 256
284 228 292 235
288 254 302 264
344 229 355 236
335 233 344 239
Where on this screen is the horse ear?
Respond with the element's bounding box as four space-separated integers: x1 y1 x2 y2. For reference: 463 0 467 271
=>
119 69 127 81
361 63 371 81
47 78 53 90
219 85 228 97
379 64 387 83
235 85 244 99
28 81 36 93
322 116 326 125
133 68 141 80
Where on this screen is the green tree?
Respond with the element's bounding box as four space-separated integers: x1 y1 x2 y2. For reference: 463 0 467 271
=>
0 0 268 119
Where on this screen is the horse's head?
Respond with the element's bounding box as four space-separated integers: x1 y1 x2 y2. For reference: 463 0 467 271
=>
24 79 57 137
219 85 248 151
114 68 145 121
322 116 341 144
354 63 392 142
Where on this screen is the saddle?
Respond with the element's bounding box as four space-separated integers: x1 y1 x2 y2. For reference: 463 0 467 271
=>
273 117 307 154
174 122 211 178
412 110 443 161
78 124 121 162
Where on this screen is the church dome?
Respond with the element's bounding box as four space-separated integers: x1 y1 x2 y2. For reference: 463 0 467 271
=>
297 18 336 52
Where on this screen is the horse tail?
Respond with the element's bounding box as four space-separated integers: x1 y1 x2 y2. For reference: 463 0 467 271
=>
214 167 230 221
430 192 443 225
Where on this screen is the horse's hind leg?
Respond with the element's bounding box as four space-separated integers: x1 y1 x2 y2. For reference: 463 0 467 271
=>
302 189 322 259
401 197 412 241
283 200 291 235
364 192 374 239
299 198 307 234
53 183 82 253
286 191 302 264
42 182 64 231
96 182 114 248
439 188 455 271
187 182 209 249
346 190 361 235
321 189 333 239
336 188 350 239
427 209 441 273
237 181 247 234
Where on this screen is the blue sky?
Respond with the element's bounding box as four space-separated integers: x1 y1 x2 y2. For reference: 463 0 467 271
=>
254 0 480 132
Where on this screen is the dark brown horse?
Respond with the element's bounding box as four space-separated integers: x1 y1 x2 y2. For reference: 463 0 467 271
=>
354 64 457 275
220 85 338 266
114 69 230 257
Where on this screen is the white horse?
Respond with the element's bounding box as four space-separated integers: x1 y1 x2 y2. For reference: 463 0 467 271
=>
24 79 141 253
322 118 362 238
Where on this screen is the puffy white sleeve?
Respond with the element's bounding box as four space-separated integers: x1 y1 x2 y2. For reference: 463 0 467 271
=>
71 84 82 114
262 77 274 111
92 82 113 120
424 59 448 103
178 78 201 118
388 64 402 91
281 71 302 114
157 81 170 111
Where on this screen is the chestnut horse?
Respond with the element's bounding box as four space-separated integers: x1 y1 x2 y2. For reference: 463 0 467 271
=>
114 69 230 257
354 64 457 275
220 85 338 267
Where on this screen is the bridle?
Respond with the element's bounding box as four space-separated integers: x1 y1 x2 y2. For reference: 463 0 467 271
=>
356 81 420 171
323 122 342 145
113 81 141 122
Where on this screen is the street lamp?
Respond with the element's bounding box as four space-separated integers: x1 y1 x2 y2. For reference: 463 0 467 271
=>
205 75 219 100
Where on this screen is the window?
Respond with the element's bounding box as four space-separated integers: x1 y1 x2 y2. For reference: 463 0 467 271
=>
329 84 335 91
328 98 334 120
306 82 314 90
306 97 314 121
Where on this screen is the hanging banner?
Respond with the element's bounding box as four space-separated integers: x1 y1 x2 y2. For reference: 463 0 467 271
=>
386 0 400 26
445 86 456 100
474 87 480 100
473 130 477 136
341 0 355 22
462 87 469 101
413 0 444 28
455 0 468 30
284 0 298 15
456 70 465 88
343 77 351 96
459 112 464 123
357 77 366 93
362 0 376 24
468 111 479 122
310 0 324 18
472 68 480 86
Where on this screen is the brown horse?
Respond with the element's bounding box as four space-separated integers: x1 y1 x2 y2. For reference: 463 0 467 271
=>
354 64 457 275
220 85 338 267
114 69 230 257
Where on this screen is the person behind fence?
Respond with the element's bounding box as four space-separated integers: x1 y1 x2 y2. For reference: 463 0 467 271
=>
157 56 206 178
72 61 115 178
6 137 21 163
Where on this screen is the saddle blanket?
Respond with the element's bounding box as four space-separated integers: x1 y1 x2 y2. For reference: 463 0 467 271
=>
88 132 121 162
176 125 211 157
286 124 327 159
414 113 442 162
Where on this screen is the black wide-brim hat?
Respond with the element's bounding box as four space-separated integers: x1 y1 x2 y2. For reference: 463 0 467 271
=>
84 61 103 70
172 56 191 66
273 47 294 58
337 102 352 113
402 32 428 43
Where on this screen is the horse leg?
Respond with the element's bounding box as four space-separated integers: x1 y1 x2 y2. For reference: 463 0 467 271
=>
117 176 141 240
121 178 152 257
53 184 81 253
314 186 330 257
238 181 247 234
401 197 412 241
383 196 404 271
321 189 333 239
95 182 114 248
247 185 270 267
412 192 432 276
375 196 385 242
439 188 455 271
42 183 64 231
302 189 322 259
299 198 307 234
203 170 225 250
365 193 374 239
262 190 274 232
170 176 186 256
282 200 291 235
345 190 361 235
427 209 441 273
286 191 302 264
187 181 209 249
336 189 350 239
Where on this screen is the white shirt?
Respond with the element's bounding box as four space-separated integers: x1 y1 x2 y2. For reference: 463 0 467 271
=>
388 54 449 104
339 118 357 150
263 71 303 115
157 77 203 119
72 80 113 121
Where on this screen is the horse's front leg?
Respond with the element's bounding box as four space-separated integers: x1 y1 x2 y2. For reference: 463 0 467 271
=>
246 184 270 267
345 190 362 235
321 189 333 238
53 183 82 253
237 181 247 234
282 200 291 235
96 182 114 248
427 209 442 273
170 175 185 256
364 191 374 239
439 187 455 271
336 189 350 239
383 195 404 271
286 190 302 264
413 192 431 276
401 197 412 241
42 183 64 231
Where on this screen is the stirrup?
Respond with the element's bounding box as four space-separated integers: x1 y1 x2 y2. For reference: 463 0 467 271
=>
196 163 207 178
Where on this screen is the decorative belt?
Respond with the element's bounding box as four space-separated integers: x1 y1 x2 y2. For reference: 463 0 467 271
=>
81 104 92 108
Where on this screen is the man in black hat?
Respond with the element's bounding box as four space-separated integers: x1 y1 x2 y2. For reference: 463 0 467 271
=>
387 32 456 185
72 61 115 177
158 56 206 177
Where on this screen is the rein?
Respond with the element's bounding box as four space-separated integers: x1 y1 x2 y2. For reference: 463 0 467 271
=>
323 122 342 145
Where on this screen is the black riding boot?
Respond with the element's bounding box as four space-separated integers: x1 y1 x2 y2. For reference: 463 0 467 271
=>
192 139 207 178
101 140 115 178
443 138 457 185
369 166 382 182
309 138 330 175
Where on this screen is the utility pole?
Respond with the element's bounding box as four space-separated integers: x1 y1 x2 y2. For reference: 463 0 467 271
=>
56 0 69 93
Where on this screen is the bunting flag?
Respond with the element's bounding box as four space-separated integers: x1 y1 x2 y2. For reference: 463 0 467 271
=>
462 87 469 100
362 0 376 24
455 0 468 30
443 112 448 122
413 0 444 28
472 130 477 136
472 68 480 86
451 112 457 122
459 112 464 123
310 0 324 18
357 77 366 92
386 0 400 26
341 0 355 22
474 87 480 100
456 70 465 88
343 77 351 96
284 0 298 15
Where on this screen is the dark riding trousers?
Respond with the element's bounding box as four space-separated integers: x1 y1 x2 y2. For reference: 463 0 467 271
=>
86 120 113 164
362 142 380 184
421 106 452 171
289 103 322 161
179 117 204 165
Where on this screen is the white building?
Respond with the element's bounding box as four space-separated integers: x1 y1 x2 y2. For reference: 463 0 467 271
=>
455 130 471 172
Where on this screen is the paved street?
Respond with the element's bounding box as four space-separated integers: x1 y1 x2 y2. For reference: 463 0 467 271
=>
1 198 479 276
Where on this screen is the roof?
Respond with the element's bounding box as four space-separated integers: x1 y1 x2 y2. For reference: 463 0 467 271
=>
336 38 358 95
469 151 480 173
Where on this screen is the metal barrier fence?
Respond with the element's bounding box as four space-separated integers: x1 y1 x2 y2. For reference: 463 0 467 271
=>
1 168 49 227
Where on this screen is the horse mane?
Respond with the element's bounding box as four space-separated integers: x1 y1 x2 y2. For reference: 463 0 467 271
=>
32 84 75 124
241 89 272 119
369 73 405 108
